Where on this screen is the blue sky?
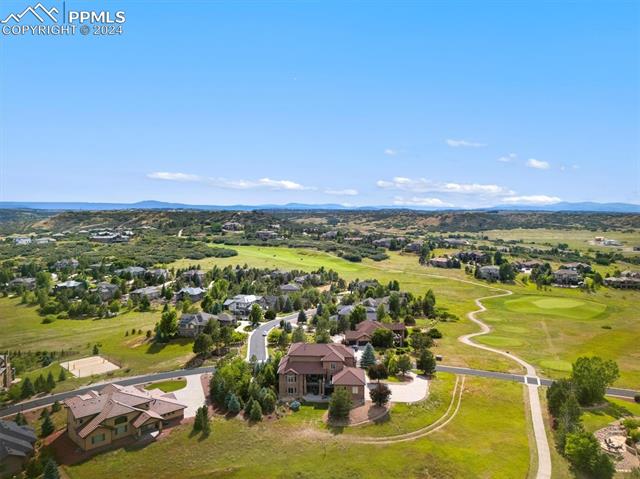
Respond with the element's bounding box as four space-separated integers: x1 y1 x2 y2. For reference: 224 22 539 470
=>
1 0 638 207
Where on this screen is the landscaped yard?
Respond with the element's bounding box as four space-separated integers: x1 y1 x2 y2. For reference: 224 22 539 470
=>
62 376 531 479
144 379 187 393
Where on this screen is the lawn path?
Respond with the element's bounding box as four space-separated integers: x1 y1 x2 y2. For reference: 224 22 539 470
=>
362 263 552 479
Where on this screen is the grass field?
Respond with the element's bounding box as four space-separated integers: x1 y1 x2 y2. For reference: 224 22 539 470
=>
171 245 640 388
0 297 195 392
144 379 187 393
62 376 531 479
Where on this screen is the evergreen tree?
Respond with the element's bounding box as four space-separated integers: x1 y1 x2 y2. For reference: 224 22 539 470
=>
14 412 27 426
41 411 55 437
248 399 262 421
46 371 56 392
328 387 352 420
21 377 34 398
360 343 376 369
297 309 307 323
227 393 242 414
292 325 306 343
58 368 67 381
43 459 60 479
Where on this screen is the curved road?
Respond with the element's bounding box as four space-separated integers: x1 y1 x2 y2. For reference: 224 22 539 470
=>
246 309 315 362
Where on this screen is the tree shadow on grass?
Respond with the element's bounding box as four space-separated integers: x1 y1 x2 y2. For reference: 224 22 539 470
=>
145 338 192 355
587 400 633 419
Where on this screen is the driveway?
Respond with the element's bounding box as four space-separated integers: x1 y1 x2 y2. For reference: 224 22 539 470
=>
367 372 429 403
170 374 206 419
246 309 316 362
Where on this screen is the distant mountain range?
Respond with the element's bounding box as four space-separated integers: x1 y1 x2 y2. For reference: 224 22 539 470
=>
0 200 638 213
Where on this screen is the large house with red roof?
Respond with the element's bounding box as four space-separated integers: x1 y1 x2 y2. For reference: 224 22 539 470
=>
64 383 186 451
277 343 366 405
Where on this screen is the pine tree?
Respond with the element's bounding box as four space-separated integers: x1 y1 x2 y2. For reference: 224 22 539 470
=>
249 400 262 422
46 371 56 391
41 411 55 437
14 412 27 426
227 393 241 414
21 377 35 398
360 343 376 369
43 459 60 479
58 368 67 381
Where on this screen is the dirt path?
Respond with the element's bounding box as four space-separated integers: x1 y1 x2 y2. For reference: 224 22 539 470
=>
348 375 465 444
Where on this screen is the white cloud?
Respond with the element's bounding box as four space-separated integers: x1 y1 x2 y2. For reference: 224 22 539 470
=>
526 158 550 170
376 177 512 195
147 172 202 182
446 139 487 148
324 188 359 196
498 153 517 163
384 148 398 156
147 172 313 191
393 196 453 207
502 195 561 205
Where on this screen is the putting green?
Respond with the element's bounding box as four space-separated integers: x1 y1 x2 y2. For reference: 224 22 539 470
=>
503 295 606 320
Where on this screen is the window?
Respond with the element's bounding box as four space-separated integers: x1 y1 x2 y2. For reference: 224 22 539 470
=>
330 363 336 370
114 416 127 425
114 424 128 436
352 386 359 394
287 387 296 394
91 433 106 444
287 374 296 383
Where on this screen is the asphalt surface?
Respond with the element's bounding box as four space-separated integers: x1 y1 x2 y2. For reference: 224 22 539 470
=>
435 365 639 400
246 309 315 362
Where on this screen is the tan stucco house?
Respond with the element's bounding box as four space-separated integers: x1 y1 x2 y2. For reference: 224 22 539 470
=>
64 383 186 452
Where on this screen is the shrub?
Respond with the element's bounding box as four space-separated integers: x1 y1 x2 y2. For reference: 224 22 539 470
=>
427 328 443 339
369 382 391 407
289 400 301 412
249 400 263 422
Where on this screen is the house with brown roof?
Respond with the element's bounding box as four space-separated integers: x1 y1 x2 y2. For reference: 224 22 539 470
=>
344 320 407 346
277 343 366 405
64 383 186 452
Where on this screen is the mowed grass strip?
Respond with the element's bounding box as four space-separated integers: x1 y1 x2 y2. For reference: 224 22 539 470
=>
63 376 530 479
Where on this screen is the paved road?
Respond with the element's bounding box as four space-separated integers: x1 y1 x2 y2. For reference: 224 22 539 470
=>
0 366 216 418
458 286 552 479
246 309 315 362
435 365 639 400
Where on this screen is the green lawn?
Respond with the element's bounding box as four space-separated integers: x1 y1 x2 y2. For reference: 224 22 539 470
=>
144 379 187 393
171 245 640 387
62 376 531 479
0 297 196 391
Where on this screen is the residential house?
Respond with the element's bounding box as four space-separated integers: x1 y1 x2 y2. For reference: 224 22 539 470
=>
95 282 120 302
442 238 470 247
90 232 130 243
404 241 423 253
130 286 162 301
516 260 543 273
478 265 500 281
337 304 377 322
176 287 207 302
372 238 392 248
279 283 301 293
277 343 366 405
8 277 36 291
181 269 206 286
223 294 267 317
13 237 32 246
55 280 84 293
553 269 582 286
344 320 406 346
0 355 12 390
64 383 186 452
54 258 79 270
456 250 491 264
222 221 243 231
320 230 338 240
256 230 278 240
604 273 640 289
115 266 146 278
147 269 169 281
0 420 37 476
429 257 454 268
178 312 214 338
562 262 592 273
34 237 56 245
